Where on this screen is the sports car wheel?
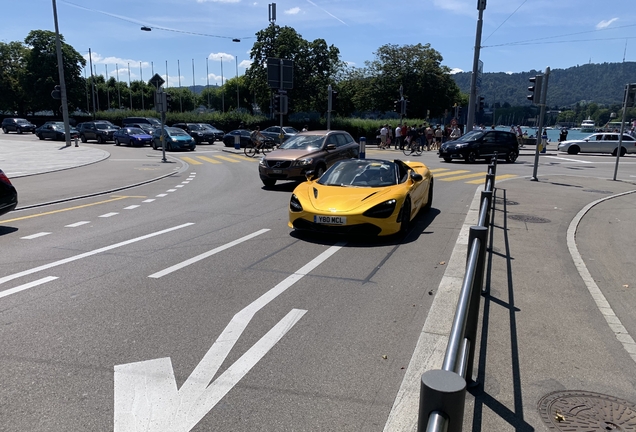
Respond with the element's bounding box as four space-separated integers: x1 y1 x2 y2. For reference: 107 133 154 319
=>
443 157 452 163
423 180 434 212
464 151 477 163
80 135 87 143
506 150 518 163
114 138 120 146
399 198 411 236
567 145 580 155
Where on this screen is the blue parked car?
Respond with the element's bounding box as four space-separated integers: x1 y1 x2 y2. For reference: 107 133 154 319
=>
152 127 196 151
113 127 153 147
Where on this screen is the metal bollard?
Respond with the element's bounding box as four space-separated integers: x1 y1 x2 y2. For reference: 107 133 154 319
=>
234 134 240 150
359 137 366 159
418 369 466 432
75 136 79 147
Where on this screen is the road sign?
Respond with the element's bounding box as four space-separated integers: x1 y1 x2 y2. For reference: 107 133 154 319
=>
149 73 165 88
267 58 293 89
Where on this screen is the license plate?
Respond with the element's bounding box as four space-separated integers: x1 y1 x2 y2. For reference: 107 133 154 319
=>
314 215 347 225
272 169 282 174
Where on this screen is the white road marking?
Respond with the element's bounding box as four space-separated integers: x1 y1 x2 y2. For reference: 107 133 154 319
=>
148 229 270 278
65 221 90 227
567 190 636 363
99 212 119 218
181 181 190 184
142 199 156 203
544 156 592 163
175 185 184 188
156 194 168 197
21 232 51 240
0 276 58 299
123 205 139 210
0 223 194 287
166 189 177 192
115 243 344 431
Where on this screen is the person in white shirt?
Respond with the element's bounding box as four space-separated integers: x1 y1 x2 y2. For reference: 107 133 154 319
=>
450 125 461 140
394 125 402 150
379 125 388 149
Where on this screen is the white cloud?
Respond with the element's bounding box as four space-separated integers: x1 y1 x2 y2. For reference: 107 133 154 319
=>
433 0 472 14
208 52 236 62
449 68 463 74
84 52 150 69
239 60 251 69
596 18 618 29
345 61 356 66
285 7 301 14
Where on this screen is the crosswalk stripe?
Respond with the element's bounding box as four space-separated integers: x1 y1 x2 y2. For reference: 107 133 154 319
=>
431 170 470 178
180 157 203 165
196 156 222 164
465 174 518 184
439 172 487 181
214 155 241 163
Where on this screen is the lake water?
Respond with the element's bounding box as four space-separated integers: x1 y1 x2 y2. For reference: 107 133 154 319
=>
493 126 592 143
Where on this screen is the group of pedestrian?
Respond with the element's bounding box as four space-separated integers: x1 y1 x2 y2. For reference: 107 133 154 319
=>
377 124 460 151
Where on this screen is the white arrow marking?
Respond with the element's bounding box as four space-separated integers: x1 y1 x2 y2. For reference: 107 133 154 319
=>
114 309 306 432
114 243 344 431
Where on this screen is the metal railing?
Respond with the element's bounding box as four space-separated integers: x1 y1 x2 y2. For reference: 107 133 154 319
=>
417 158 497 432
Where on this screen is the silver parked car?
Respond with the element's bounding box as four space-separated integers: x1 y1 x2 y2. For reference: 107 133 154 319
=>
557 132 636 156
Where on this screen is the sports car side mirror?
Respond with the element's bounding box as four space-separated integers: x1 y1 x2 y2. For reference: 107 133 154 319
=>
305 170 315 181
410 172 423 182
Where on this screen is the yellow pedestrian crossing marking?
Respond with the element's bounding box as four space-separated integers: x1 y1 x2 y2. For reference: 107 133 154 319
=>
439 172 487 182
465 174 518 184
180 157 203 165
431 170 470 178
214 155 241 163
196 156 221 164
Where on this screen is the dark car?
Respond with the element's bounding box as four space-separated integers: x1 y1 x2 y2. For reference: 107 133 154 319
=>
79 121 119 143
2 118 36 134
201 124 224 141
35 122 79 141
122 117 162 131
438 130 519 163
261 126 299 144
152 127 196 151
172 123 219 144
258 130 360 187
113 127 153 147
223 129 253 148
0 169 18 217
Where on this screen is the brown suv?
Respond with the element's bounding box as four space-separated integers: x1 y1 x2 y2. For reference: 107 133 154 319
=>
258 130 359 187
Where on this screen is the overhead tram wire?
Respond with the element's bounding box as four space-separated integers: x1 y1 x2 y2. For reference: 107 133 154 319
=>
59 0 254 41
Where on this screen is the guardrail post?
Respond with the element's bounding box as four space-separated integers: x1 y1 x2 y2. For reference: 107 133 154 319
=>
484 172 495 190
465 226 488 384
480 190 493 226
418 370 466 432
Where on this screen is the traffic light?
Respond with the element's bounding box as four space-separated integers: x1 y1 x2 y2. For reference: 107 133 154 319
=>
330 90 338 111
527 75 543 104
478 96 485 111
401 99 408 115
393 100 400 112
165 93 172 111
273 94 281 113
51 85 61 100
458 107 463 120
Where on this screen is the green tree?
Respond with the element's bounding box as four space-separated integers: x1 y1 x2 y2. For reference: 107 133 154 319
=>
21 30 86 114
0 41 29 114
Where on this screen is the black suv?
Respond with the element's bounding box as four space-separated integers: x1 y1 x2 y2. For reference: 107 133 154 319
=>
439 130 519 163
172 123 222 144
79 121 119 143
2 118 36 134
122 117 162 132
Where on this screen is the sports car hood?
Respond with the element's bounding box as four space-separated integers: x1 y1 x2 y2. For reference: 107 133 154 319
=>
302 183 395 212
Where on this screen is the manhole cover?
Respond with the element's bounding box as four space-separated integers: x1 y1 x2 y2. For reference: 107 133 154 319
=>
538 390 636 431
583 189 614 194
494 197 519 205
509 214 551 223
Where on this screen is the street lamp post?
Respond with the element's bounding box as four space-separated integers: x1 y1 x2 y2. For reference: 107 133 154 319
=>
466 0 486 132
52 0 72 146
236 55 239 110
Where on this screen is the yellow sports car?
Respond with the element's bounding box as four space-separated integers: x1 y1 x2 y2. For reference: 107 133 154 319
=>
288 158 434 236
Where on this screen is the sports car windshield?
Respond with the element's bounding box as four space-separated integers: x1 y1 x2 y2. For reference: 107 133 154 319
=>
318 160 397 187
279 134 324 151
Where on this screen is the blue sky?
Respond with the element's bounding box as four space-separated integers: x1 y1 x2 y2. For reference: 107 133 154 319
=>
1 0 635 88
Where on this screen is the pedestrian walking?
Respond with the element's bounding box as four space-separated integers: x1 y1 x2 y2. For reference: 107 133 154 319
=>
395 125 402 150
379 124 388 149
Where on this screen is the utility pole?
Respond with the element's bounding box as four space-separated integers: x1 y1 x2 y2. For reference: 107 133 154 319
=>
466 0 486 132
52 0 72 146
531 67 550 181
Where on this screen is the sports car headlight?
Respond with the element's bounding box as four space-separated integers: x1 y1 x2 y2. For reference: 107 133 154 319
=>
294 158 313 166
363 199 397 218
289 194 303 212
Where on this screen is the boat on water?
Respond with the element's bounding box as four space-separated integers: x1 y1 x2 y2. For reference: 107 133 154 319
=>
580 118 595 133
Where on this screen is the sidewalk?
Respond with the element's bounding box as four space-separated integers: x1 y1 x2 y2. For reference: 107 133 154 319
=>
464 174 636 430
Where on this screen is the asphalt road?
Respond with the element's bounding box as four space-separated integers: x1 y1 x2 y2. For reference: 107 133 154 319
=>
1 134 635 431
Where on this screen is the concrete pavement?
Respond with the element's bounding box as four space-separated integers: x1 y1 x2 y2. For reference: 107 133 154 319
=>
2 137 636 430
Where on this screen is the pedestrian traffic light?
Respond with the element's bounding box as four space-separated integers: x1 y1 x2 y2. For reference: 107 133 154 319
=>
51 85 61 100
393 100 400 112
330 90 338 111
165 93 172 111
478 96 485 111
527 75 543 104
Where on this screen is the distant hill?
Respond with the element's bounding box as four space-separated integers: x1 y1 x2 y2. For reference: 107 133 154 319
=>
451 62 636 107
